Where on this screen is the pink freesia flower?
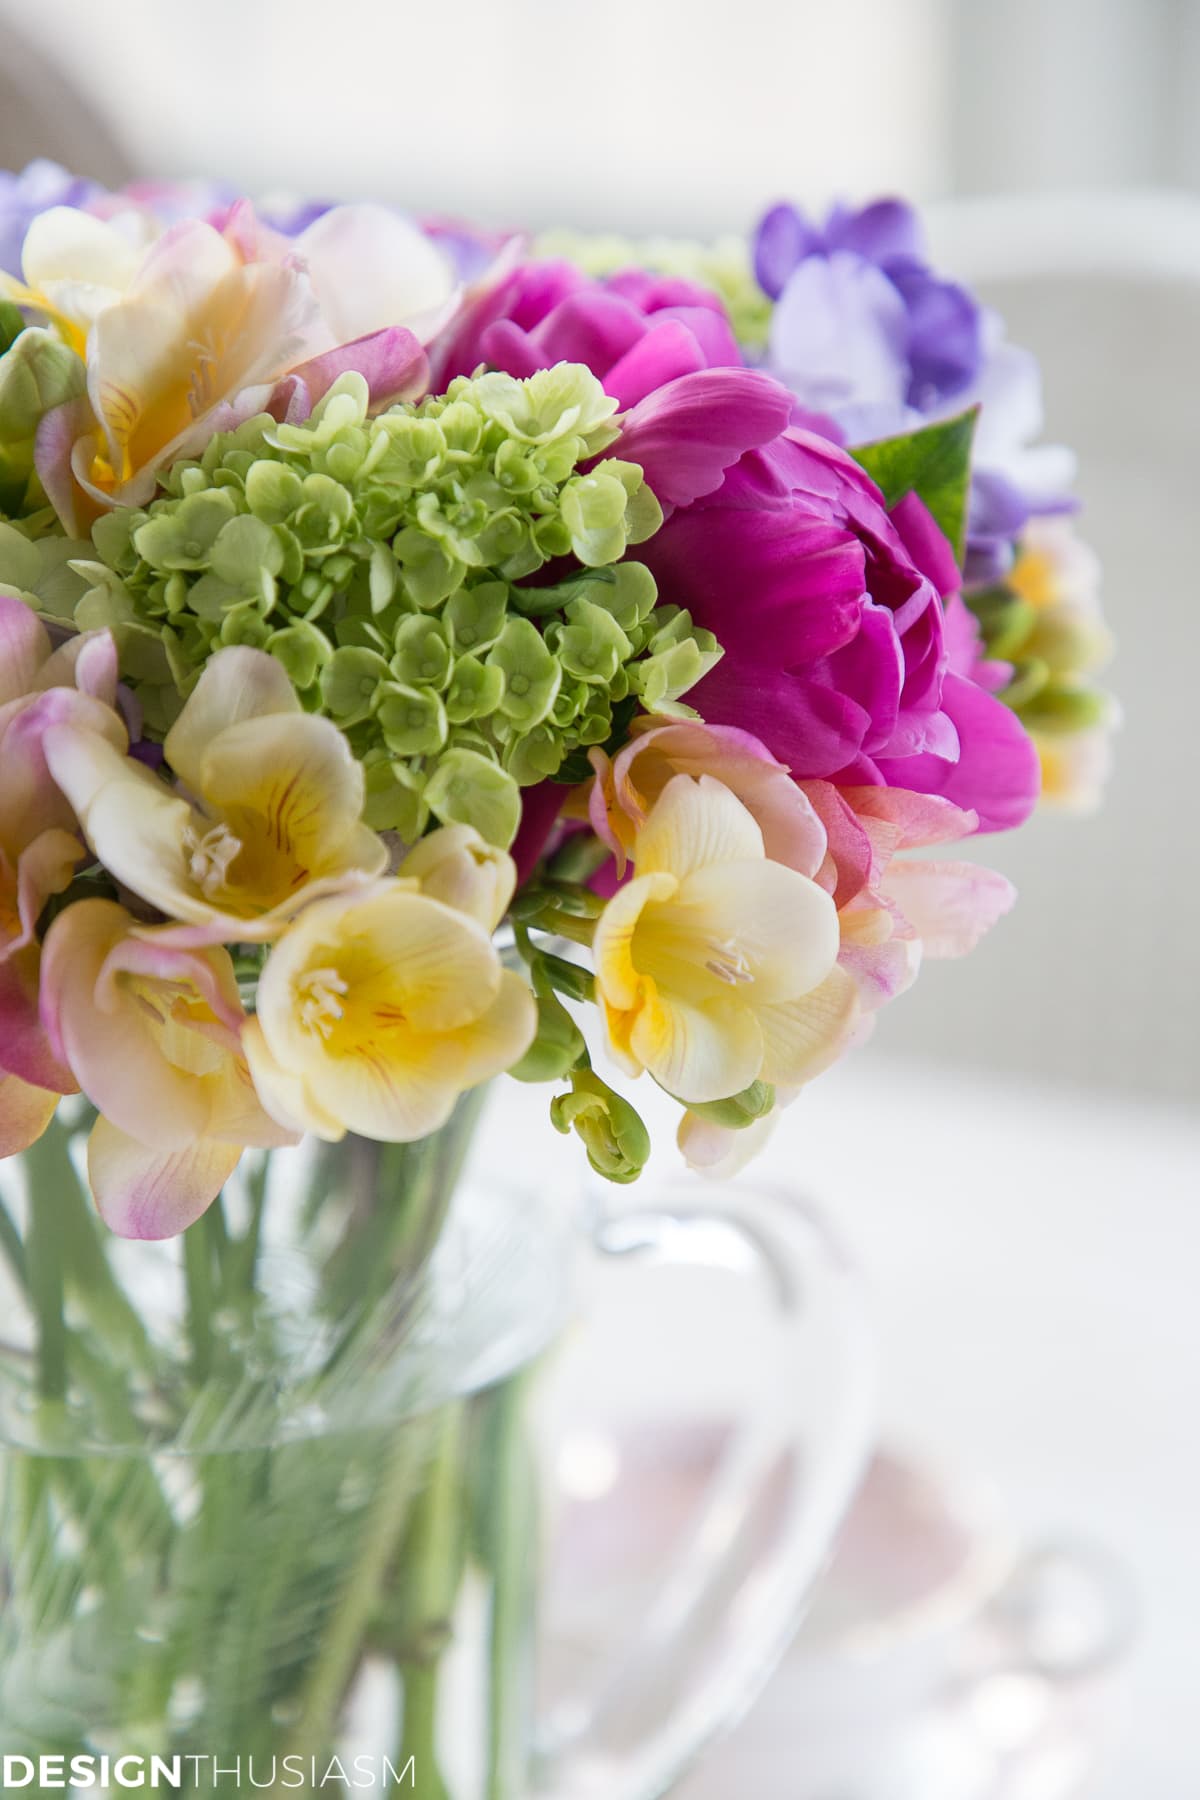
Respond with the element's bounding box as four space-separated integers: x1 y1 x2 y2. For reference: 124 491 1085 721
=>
801 781 1016 1015
606 367 1040 832
0 594 124 1112
39 900 295 1237
588 717 828 880
584 713 1013 1021
432 259 742 404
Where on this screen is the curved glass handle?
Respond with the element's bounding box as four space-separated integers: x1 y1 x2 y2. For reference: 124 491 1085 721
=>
532 1179 877 1800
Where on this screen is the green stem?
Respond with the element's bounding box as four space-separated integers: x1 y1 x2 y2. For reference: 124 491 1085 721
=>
481 1377 536 1800
184 1220 215 1388
0 1190 28 1286
272 1429 429 1795
395 1404 469 1799
21 1122 70 1405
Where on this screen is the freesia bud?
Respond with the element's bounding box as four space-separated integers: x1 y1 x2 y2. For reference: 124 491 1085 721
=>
508 972 586 1084
550 1069 650 1185
682 1080 776 1131
0 327 85 441
400 823 517 932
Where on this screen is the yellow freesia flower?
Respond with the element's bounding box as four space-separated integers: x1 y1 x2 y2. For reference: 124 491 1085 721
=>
44 646 387 944
243 879 536 1143
593 773 856 1106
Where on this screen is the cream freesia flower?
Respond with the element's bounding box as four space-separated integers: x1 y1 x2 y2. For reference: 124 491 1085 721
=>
593 773 857 1106
44 646 387 944
39 899 295 1237
5 202 456 526
243 879 536 1143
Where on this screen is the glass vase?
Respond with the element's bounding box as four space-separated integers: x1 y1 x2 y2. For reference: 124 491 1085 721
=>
0 1093 874 1798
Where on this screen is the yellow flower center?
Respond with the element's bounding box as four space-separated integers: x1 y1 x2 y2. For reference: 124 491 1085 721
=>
297 965 351 1042
703 937 754 985
122 974 228 1077
184 820 244 899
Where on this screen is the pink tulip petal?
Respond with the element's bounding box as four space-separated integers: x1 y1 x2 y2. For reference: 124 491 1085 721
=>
609 368 793 510
874 673 1041 834
88 1116 241 1240
889 490 961 599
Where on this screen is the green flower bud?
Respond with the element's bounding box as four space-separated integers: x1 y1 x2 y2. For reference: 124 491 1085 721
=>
1001 657 1050 712
1020 680 1113 735
508 978 586 1083
550 1069 651 1185
0 327 86 440
683 1081 776 1130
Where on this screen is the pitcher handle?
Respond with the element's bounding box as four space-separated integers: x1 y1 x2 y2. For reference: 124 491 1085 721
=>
533 1179 876 1800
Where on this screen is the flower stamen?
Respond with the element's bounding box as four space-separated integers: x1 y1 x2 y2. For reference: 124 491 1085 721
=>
297 965 349 1040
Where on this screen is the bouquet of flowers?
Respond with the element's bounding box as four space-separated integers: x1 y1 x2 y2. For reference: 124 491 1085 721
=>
0 162 1115 1789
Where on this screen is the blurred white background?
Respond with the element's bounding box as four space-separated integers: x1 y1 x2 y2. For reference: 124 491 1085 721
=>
1 2 1197 1795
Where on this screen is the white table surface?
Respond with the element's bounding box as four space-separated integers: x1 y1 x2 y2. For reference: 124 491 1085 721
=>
481 1048 1200 1798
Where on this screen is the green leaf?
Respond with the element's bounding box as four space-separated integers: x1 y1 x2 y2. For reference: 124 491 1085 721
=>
851 406 978 565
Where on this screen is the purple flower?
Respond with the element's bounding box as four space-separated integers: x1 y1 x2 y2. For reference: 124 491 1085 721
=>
613 367 1039 832
753 198 1075 581
0 160 106 276
432 259 742 402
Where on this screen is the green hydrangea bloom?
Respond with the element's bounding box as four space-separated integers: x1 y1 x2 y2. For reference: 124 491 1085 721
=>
72 364 722 846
